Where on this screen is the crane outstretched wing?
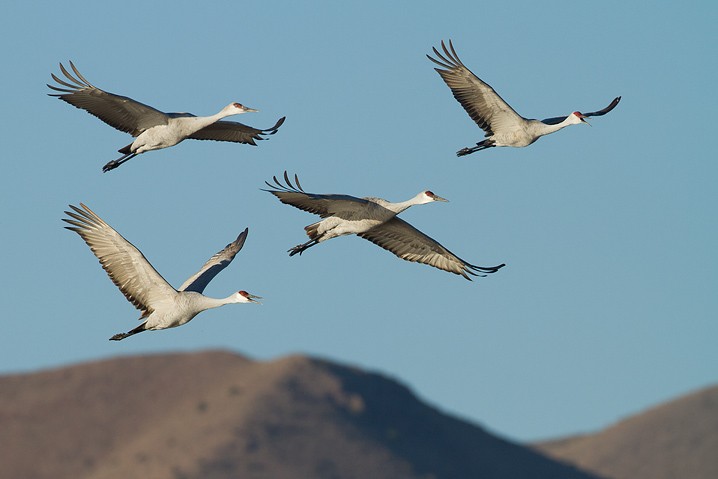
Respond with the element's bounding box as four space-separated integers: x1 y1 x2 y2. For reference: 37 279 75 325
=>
427 40 524 137
263 171 369 218
179 228 248 293
541 96 622 125
358 217 505 280
48 61 169 136
188 116 286 145
63 203 177 317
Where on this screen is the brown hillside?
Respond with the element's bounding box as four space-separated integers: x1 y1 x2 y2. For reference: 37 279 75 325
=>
0 350 601 479
535 385 718 479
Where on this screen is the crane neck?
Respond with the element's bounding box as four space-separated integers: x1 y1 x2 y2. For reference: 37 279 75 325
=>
536 116 576 136
200 110 235 127
389 193 431 214
183 108 241 133
193 293 238 311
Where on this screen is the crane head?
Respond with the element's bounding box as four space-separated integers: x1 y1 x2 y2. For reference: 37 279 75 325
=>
424 191 449 203
231 102 258 113
236 290 262 304
572 111 591 126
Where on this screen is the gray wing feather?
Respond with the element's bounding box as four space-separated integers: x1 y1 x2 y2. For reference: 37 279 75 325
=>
541 96 622 125
63 203 177 317
48 61 169 136
188 116 286 145
427 40 524 136
263 171 368 218
179 228 249 293
540 115 570 126
358 217 505 280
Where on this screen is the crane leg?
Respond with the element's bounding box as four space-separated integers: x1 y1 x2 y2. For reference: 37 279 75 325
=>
102 152 138 173
109 322 147 341
456 139 495 157
288 239 319 257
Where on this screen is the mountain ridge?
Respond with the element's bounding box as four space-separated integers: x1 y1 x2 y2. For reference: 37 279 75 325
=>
0 350 599 479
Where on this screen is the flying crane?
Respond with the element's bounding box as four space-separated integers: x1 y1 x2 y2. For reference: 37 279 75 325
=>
264 172 505 280
63 203 261 340
48 62 285 171
427 40 620 156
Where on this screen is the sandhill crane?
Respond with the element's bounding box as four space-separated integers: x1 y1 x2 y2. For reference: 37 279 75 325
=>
263 172 505 280
63 203 261 341
48 62 286 172
427 40 621 156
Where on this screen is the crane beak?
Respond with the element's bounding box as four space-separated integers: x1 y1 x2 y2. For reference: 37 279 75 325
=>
433 195 449 202
243 107 259 113
580 116 591 126
247 294 262 304
239 291 262 303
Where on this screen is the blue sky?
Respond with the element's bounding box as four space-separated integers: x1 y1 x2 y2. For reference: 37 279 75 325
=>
1 1 716 442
